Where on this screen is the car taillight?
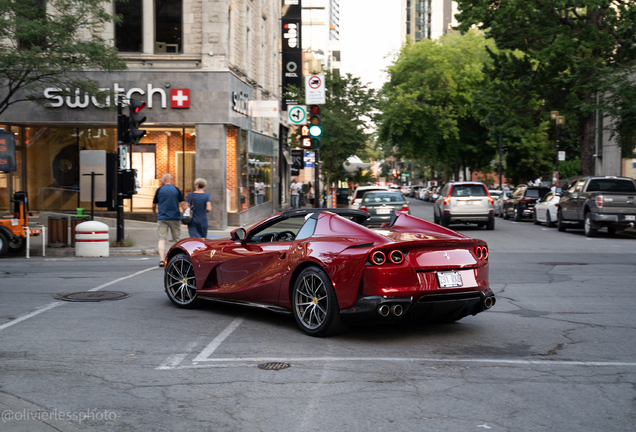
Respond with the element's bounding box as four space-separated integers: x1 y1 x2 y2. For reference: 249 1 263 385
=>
443 196 451 205
554 203 559 208
401 205 409 212
371 251 386 265
520 198 532 203
473 245 488 260
596 195 603 208
360 206 369 213
487 197 494 205
389 250 404 264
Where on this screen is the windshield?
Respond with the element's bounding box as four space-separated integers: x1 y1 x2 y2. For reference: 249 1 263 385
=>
362 192 405 203
587 179 636 193
451 184 487 197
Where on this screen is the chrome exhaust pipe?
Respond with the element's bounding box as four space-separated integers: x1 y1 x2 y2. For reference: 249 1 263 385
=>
378 305 390 317
391 304 404 317
484 297 493 309
491 297 496 307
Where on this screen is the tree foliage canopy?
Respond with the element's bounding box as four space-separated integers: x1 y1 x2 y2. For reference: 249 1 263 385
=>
377 30 496 180
0 0 126 116
456 0 636 175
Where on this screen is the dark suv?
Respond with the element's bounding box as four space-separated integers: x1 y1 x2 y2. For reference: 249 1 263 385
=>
503 185 551 221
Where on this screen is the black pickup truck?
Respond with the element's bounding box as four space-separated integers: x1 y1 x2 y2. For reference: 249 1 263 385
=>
557 176 636 237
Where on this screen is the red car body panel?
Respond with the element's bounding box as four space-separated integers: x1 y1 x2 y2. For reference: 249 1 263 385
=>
165 210 491 319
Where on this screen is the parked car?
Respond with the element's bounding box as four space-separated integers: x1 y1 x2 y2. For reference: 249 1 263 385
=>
433 182 495 229
503 185 551 221
557 176 636 237
163 208 496 336
533 190 561 227
359 191 409 225
348 185 390 209
493 191 511 218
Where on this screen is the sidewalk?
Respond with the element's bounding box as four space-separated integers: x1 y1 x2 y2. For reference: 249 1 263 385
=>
19 213 238 258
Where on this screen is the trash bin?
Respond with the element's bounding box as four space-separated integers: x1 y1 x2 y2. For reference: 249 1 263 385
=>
70 209 91 247
75 221 109 257
48 215 68 247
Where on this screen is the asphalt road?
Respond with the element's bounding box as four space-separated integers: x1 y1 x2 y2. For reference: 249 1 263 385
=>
1 199 635 431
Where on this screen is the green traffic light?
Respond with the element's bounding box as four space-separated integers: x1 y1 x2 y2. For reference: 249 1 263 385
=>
309 125 322 137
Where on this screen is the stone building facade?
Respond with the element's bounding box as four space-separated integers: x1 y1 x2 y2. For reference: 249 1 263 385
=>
0 0 284 230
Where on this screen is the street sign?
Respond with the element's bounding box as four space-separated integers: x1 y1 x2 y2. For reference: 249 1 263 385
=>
287 105 306 125
119 145 128 170
558 151 566 161
305 74 326 104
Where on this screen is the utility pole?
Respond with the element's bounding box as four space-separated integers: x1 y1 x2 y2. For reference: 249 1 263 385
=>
116 96 125 245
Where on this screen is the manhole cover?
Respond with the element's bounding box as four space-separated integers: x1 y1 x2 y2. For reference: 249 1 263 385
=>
257 362 291 371
59 291 130 302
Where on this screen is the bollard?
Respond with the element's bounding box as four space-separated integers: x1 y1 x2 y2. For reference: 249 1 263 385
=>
75 221 109 257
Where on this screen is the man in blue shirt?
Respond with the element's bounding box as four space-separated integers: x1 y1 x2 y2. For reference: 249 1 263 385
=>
152 173 187 267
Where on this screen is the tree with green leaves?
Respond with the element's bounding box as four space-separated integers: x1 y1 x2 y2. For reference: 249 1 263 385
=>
456 0 636 176
377 30 496 181
0 0 126 116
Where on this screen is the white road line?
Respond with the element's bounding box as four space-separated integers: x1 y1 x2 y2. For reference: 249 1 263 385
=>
0 266 158 333
164 356 636 370
156 341 199 370
192 317 245 362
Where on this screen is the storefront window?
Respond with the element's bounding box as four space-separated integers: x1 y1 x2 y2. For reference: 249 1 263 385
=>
249 155 272 206
26 127 116 211
226 129 239 213
131 127 195 212
0 125 22 212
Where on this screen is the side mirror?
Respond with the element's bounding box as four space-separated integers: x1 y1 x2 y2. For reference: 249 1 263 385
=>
231 227 247 242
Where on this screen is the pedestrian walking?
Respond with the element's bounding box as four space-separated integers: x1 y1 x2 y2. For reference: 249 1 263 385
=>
186 178 212 238
307 182 315 206
534 176 543 186
153 173 187 267
289 177 301 209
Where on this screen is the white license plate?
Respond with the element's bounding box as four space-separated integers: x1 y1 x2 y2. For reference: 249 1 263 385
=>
626 215 636 221
458 201 475 206
376 208 391 214
437 271 463 288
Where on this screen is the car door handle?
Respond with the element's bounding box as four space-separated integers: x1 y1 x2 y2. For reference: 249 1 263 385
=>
279 252 286 259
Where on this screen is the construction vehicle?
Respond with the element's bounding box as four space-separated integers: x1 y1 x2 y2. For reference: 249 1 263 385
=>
0 192 41 256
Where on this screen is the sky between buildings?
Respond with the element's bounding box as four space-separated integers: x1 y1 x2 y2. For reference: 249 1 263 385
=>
339 0 403 91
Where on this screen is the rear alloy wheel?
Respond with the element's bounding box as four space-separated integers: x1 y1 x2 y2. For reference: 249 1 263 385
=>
292 266 348 337
0 232 9 256
8 237 27 253
514 206 522 222
533 210 540 225
546 211 554 228
584 213 598 238
557 210 566 232
165 253 200 308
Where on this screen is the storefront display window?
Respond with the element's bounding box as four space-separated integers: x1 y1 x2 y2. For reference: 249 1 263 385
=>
0 125 22 212
227 129 239 213
131 127 196 212
26 127 116 211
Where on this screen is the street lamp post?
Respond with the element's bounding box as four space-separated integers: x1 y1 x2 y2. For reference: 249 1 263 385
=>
550 111 565 184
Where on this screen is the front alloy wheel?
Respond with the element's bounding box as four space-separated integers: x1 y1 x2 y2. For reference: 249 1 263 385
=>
165 253 200 308
292 267 348 337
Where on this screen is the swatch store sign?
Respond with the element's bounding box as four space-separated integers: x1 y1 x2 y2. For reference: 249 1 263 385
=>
42 84 191 109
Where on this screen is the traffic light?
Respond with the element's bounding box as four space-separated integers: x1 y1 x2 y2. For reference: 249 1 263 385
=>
308 104 321 148
128 99 147 144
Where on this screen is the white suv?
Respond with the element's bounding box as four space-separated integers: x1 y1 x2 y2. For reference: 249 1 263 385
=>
433 182 495 229
349 186 390 209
